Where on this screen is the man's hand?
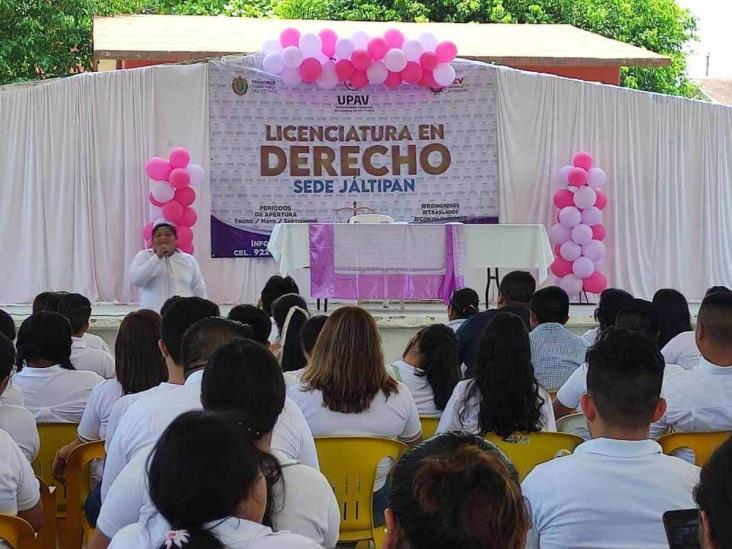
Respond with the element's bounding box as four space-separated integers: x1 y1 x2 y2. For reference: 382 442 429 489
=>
155 245 173 258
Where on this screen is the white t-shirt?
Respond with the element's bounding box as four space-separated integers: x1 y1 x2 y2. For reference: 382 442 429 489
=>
0 429 40 534
436 379 556 434
661 331 701 370
14 364 103 423
82 331 112 355
283 368 305 389
0 404 40 462
78 379 124 441
129 249 207 312
110 514 321 549
522 438 699 549
388 360 442 417
581 326 600 345
0 383 23 407
71 337 116 379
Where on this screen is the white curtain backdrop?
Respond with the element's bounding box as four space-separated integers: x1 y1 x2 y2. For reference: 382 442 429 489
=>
1 62 731 304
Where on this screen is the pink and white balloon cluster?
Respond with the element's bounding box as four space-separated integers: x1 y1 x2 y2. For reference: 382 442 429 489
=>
143 148 204 254
549 151 609 296
261 27 458 89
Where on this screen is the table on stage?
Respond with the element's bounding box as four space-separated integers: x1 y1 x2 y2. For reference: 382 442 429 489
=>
267 223 554 304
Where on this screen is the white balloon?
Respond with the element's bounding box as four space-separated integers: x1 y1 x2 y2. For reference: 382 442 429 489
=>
316 60 339 89
187 163 205 188
366 61 388 84
149 205 163 221
432 63 456 87
402 39 423 61
299 33 322 57
150 181 175 203
262 39 281 55
335 38 355 59
316 52 329 63
280 67 302 87
418 32 438 51
262 52 285 75
351 31 370 49
588 167 607 189
281 46 303 68
383 48 407 72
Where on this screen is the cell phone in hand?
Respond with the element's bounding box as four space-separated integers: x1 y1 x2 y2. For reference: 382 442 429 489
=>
663 509 700 549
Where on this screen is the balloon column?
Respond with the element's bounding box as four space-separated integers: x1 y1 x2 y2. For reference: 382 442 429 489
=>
548 151 608 297
261 27 458 89
143 148 205 254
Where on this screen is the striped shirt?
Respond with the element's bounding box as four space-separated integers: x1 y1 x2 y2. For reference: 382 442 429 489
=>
530 323 590 391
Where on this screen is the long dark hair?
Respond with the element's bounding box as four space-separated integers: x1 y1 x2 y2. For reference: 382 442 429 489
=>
594 288 633 330
115 310 168 395
272 294 309 372
16 312 74 371
148 411 281 549
460 313 544 437
450 288 479 319
260 276 299 316
406 324 460 410
652 289 692 348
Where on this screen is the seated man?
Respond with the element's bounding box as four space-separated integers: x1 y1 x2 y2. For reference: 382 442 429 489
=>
529 286 589 391
228 304 272 345
554 298 684 420
456 271 535 377
652 291 732 439
523 328 699 549
58 293 115 379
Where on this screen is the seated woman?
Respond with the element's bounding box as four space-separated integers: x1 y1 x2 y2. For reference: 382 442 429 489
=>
384 432 527 549
271 293 310 372
447 288 479 332
108 410 320 548
389 324 460 417
259 275 300 343
283 315 328 388
653 288 700 370
582 288 633 344
437 312 556 436
14 312 103 423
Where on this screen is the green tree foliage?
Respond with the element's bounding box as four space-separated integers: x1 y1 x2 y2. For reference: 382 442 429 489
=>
1 0 699 98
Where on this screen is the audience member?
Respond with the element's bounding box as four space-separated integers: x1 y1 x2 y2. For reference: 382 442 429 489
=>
529 286 589 390
14 312 103 422
0 309 16 341
581 288 633 344
384 433 526 549
58 293 115 379
694 437 732 549
272 293 309 372
0 309 23 407
0 333 38 461
283 314 328 388
289 306 422 524
447 288 479 332
456 271 535 376
654 288 700 369
706 285 732 297
228 304 272 344
0 429 43 536
41 291 67 312
260 275 299 342
438 312 555 435
31 291 52 314
389 324 460 417
652 291 732 439
522 328 699 549
108 411 320 549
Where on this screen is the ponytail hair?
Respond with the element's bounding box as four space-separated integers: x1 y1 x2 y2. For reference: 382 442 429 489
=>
408 324 460 410
16 312 75 371
450 288 480 319
272 294 309 372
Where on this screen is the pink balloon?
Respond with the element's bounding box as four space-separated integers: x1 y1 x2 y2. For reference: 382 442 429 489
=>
280 28 301 48
385 71 402 89
435 41 457 63
559 206 581 228
548 223 571 246
573 151 593 171
573 186 597 209
142 222 153 241
560 241 582 261
384 28 405 48
568 167 588 187
571 223 593 245
401 61 423 84
351 49 371 70
583 271 608 294
145 239 153 249
179 242 194 255
558 165 573 185
554 244 561 256
169 168 191 189
145 157 172 181
551 257 574 278
420 51 439 71
595 190 608 209
174 186 196 207
582 240 606 262
335 59 355 81
179 206 198 227
553 189 575 209
149 193 165 207
419 70 438 88
350 70 368 89
367 37 389 61
299 58 323 83
592 224 606 241
177 226 193 247
581 207 602 226
573 256 596 279
319 29 338 57
162 200 184 224
168 147 190 169
559 274 584 296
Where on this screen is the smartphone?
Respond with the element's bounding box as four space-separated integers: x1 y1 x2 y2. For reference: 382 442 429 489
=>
663 509 700 549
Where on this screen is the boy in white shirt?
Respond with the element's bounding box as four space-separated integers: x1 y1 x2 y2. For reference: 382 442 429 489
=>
523 328 699 549
58 293 115 379
0 333 38 461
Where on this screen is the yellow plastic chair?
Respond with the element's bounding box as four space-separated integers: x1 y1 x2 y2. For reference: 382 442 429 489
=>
419 417 440 439
37 477 57 549
0 514 39 549
64 440 105 549
315 437 408 547
485 432 583 481
659 431 732 466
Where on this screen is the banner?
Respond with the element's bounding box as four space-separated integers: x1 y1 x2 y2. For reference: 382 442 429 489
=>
208 56 499 258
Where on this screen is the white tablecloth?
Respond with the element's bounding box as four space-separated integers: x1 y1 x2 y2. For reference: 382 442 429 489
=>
267 223 554 283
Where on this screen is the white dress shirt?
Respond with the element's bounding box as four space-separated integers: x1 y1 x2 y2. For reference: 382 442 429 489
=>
388 360 442 417
661 331 701 370
82 331 112 355
13 365 103 423
70 337 115 379
0 383 23 406
522 438 699 549
0 404 39 461
129 249 207 311
0 429 40 549
77 379 124 441
581 326 600 345
436 379 556 434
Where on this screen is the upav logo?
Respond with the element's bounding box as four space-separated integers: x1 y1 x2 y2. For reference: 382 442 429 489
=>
337 95 370 106
231 77 249 96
